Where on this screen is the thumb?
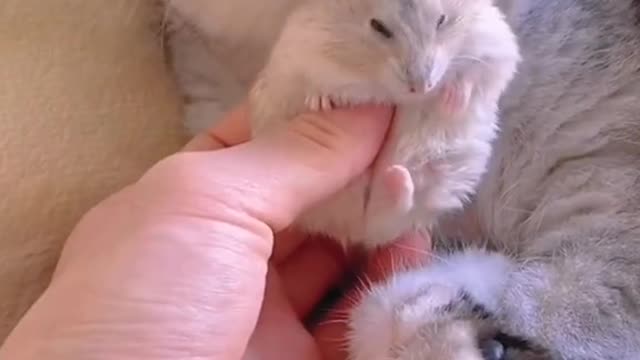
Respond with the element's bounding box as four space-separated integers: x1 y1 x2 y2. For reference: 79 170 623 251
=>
216 105 393 231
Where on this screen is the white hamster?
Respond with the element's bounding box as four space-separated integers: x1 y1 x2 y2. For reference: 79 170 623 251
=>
249 0 520 248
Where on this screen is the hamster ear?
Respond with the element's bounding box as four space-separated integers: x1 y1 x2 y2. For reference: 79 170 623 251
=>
493 0 516 11
493 0 519 20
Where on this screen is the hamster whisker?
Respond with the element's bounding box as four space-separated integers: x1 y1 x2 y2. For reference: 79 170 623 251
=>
394 243 452 264
452 55 490 68
340 290 366 308
316 318 351 326
394 243 433 257
325 309 354 319
316 334 350 346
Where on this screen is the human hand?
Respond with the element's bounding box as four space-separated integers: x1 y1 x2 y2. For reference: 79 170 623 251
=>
0 103 430 360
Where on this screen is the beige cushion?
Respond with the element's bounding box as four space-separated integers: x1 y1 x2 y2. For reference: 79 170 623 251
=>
0 0 187 340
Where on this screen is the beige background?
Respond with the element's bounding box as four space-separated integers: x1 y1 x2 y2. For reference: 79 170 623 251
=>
0 0 187 340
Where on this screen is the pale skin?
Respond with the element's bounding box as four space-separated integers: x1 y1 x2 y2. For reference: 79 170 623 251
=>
0 103 430 360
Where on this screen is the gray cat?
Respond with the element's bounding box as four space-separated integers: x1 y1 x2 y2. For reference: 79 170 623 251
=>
164 0 640 358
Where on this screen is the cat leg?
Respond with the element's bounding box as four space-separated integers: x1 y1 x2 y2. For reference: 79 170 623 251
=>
494 231 640 359
348 248 516 360
401 236 640 359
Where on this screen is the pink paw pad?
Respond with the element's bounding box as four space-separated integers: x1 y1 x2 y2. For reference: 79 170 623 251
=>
382 165 414 213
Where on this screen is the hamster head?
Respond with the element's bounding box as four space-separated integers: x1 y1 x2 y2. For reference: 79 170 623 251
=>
281 0 518 103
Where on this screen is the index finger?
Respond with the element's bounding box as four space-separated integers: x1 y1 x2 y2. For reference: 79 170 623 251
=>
181 103 252 152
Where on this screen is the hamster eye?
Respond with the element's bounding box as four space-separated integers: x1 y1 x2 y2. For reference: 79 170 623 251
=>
436 14 447 29
370 18 393 39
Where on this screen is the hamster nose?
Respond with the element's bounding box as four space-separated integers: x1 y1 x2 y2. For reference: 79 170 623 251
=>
409 80 432 94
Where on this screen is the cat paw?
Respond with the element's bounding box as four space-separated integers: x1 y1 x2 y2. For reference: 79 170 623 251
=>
305 95 334 112
347 249 516 360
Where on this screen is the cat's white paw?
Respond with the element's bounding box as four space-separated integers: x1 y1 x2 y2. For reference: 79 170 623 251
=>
347 249 515 360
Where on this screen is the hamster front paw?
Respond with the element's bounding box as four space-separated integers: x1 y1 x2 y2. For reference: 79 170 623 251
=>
379 165 415 214
440 78 472 116
359 165 416 245
347 249 516 360
305 94 334 112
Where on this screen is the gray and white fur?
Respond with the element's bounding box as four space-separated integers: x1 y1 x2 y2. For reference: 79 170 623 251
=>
164 0 640 359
